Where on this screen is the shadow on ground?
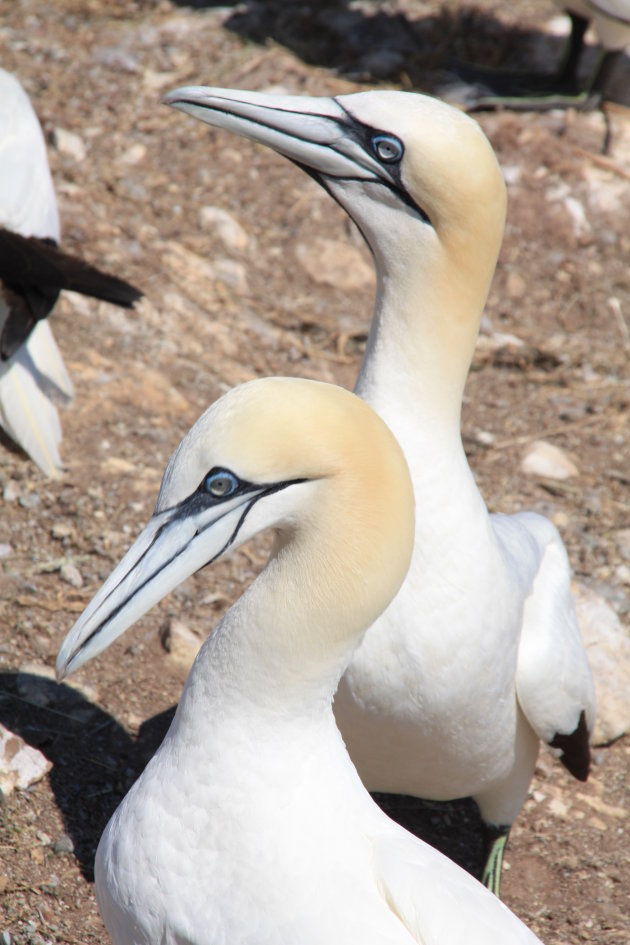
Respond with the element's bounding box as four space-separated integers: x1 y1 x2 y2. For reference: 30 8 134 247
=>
1 670 487 882
171 0 630 107
0 671 175 880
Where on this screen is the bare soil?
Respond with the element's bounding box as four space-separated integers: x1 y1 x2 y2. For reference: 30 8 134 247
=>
1 1 629 943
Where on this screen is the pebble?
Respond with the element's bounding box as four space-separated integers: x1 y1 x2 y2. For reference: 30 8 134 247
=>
51 521 74 541
0 723 52 796
2 480 19 502
160 617 204 670
616 528 630 562
40 874 58 896
616 564 630 585
475 430 496 446
18 492 40 510
505 271 527 300
213 259 248 293
295 238 374 291
119 143 147 166
574 581 630 744
52 126 86 162
198 206 249 251
59 562 83 588
53 832 74 856
0 544 12 558
521 440 579 479
93 46 139 73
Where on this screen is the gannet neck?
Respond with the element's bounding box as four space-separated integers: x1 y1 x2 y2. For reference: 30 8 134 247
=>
327 95 507 434
161 86 506 436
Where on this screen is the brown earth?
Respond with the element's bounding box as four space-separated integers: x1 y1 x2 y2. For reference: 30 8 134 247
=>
1 1 630 943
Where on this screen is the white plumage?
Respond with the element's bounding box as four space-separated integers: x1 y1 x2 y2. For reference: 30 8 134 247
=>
0 68 72 476
57 377 543 945
0 67 141 476
562 0 630 51
162 87 596 894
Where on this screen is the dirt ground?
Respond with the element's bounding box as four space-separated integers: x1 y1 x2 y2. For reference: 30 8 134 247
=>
1 0 630 942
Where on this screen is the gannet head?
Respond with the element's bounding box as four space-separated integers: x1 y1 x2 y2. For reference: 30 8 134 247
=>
57 378 414 679
162 86 506 289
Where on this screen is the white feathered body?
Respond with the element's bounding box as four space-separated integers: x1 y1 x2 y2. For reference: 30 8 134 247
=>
96 613 540 945
0 68 73 475
562 0 630 49
337 395 595 826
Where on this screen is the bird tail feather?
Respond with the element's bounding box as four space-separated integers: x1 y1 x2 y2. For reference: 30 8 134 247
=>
0 321 72 477
25 319 74 399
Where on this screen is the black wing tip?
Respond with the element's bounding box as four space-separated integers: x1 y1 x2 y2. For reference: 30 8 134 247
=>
96 280 143 308
0 229 143 309
549 709 591 782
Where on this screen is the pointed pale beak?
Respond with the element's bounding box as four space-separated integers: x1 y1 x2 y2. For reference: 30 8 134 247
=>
161 85 386 183
56 489 265 680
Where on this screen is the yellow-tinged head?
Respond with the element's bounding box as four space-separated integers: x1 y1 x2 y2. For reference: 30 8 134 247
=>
57 378 415 679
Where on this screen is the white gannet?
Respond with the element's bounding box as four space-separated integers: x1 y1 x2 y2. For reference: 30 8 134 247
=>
562 0 630 91
161 86 596 895
57 377 543 945
0 67 141 476
460 0 630 109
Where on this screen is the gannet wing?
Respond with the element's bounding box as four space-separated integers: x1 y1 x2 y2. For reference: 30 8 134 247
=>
373 829 541 943
0 324 64 477
512 511 596 778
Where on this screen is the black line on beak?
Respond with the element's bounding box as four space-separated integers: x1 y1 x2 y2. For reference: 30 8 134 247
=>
68 478 306 664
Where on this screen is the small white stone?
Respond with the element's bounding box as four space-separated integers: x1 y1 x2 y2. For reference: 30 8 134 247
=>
52 127 86 162
521 440 579 479
0 723 52 796
505 271 527 300
213 259 248 293
198 206 249 251
160 618 204 671
59 562 83 588
2 481 20 502
119 143 147 166
574 581 630 744
51 522 73 541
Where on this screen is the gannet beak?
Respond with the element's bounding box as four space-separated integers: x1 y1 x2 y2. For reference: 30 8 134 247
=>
162 85 395 185
56 487 267 680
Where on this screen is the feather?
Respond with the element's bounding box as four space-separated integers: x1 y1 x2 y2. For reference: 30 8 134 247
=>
0 322 65 477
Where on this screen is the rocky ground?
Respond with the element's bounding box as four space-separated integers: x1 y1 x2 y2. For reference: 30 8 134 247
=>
1 1 630 943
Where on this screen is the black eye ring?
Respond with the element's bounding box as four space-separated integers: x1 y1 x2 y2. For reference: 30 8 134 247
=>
372 133 403 164
204 468 239 498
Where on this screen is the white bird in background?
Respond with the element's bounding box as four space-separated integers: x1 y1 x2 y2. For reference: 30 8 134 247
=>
461 0 630 110
162 86 596 895
0 67 141 477
558 0 630 94
57 377 543 945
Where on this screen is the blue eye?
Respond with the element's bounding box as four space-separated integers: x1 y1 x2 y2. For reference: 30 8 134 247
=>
204 469 239 498
372 134 403 164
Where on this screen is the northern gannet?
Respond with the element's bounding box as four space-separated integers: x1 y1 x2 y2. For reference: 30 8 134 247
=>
57 377 543 945
461 1 630 109
161 86 596 895
0 67 141 476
